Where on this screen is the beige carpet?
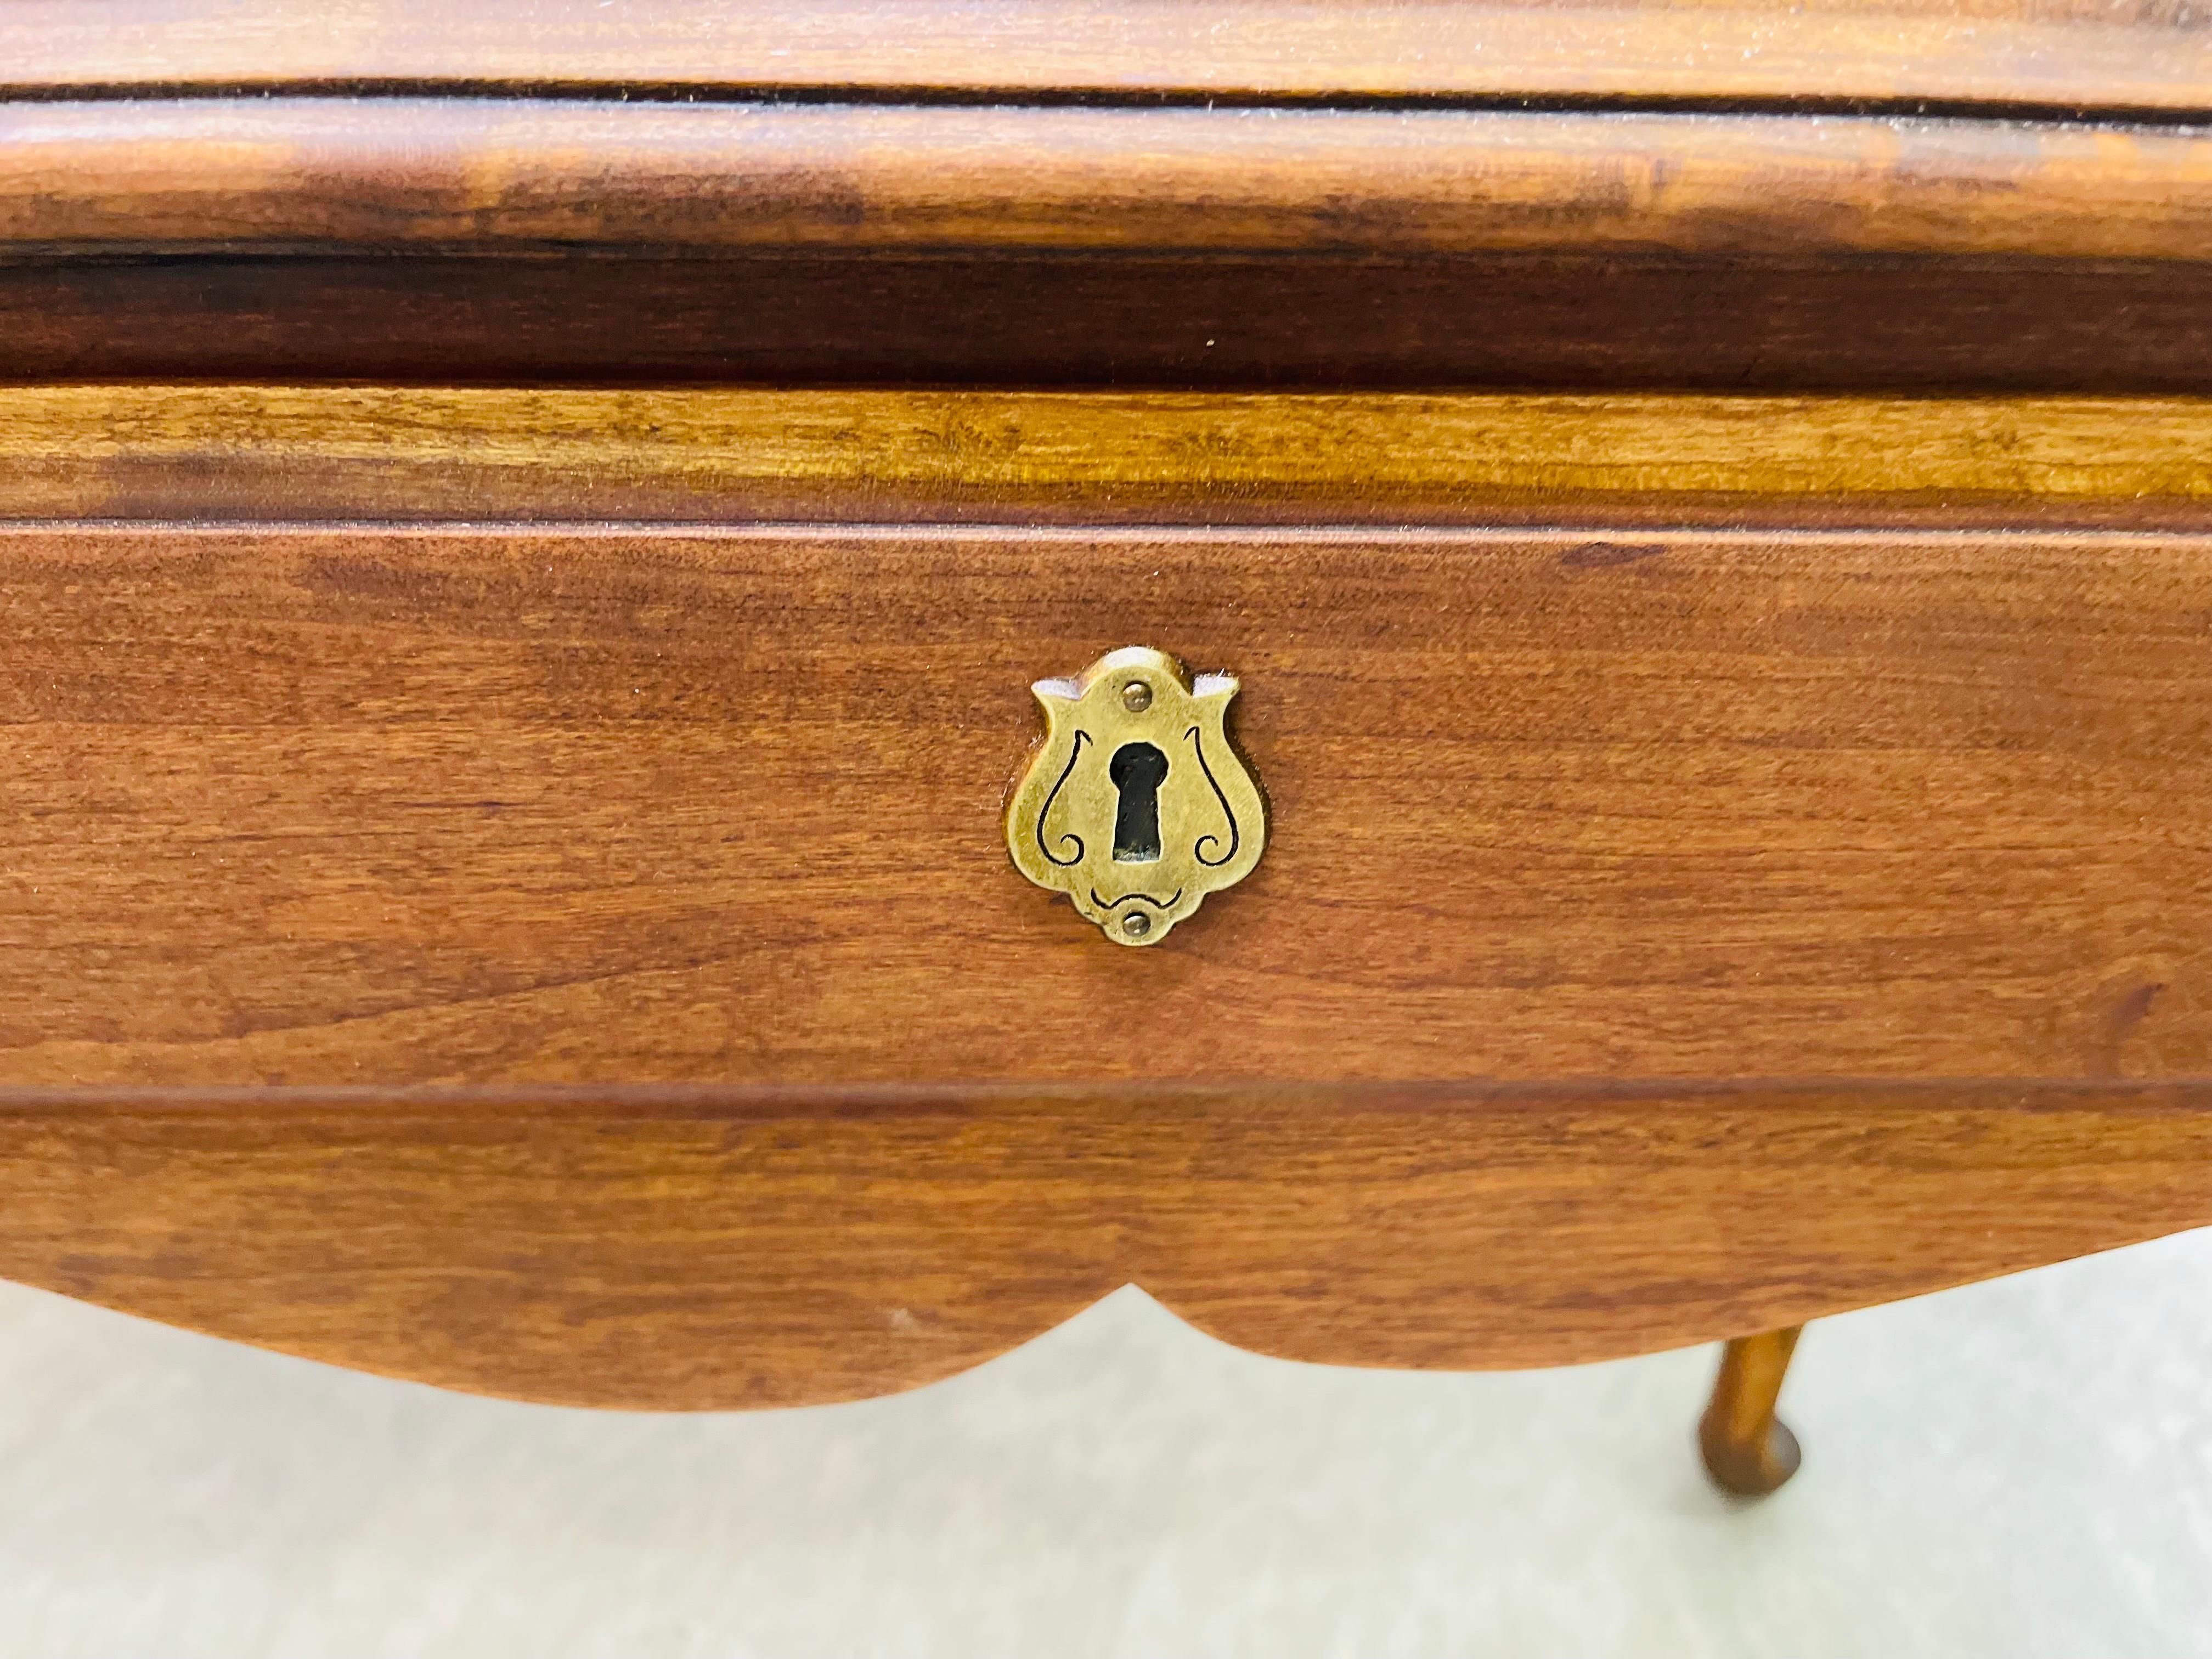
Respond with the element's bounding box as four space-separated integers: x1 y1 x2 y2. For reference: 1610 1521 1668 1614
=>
0 1229 2205 1656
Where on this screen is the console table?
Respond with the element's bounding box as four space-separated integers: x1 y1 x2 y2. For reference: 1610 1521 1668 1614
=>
5 0 2211 1497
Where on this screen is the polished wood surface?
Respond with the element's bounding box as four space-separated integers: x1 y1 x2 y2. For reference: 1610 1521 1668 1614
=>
12 0 2212 1412
5 0 2207 1451
6 514 2210 1087
9 0 2210 113
13 99 2212 263
1700 1327 1804 1496
1 483 2210 1402
11 75 2212 392
11 386 2212 525
1 1086 2205 1408
13 250 2212 394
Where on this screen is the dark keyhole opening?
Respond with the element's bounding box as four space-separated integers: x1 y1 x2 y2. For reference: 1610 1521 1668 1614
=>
1109 741 1170 864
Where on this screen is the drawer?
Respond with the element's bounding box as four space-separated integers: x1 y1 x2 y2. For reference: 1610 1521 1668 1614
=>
1 386 2208 1407
7 518 2212 1088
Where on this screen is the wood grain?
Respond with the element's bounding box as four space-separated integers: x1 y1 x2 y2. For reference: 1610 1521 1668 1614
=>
9 386 2212 525
7 0 2210 114
13 97 2212 392
14 2 2212 1417
11 250 2212 394
11 99 2212 262
1 1084 2205 1408
7 519 2210 1089
3 503 2211 1401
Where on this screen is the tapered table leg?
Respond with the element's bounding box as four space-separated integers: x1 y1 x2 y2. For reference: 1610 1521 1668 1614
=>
1699 1325 1804 1496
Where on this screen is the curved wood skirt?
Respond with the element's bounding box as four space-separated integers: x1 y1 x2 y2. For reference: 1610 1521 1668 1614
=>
2 1084 2206 1409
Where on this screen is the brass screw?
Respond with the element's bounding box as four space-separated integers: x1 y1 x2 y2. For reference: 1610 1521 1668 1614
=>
1122 913 1152 939
1121 680 1153 713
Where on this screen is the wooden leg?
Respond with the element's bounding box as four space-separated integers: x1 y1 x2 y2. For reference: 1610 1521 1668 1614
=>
1698 1325 1804 1497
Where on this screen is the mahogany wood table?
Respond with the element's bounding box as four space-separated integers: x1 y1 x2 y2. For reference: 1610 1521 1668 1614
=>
5 0 2212 1497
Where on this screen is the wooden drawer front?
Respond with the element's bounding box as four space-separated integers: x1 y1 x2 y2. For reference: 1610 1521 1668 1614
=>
3 522 2208 1090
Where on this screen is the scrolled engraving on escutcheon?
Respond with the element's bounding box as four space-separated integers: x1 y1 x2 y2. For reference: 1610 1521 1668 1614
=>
1006 646 1266 945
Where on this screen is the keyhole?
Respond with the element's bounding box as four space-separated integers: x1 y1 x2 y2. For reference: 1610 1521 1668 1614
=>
1109 742 1169 864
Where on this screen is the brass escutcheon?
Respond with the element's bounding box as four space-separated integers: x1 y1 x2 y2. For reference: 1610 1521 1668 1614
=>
1005 646 1267 945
